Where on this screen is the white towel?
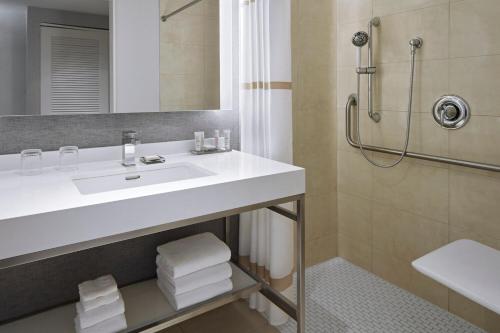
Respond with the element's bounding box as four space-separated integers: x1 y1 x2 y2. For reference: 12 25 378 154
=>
157 277 233 310
76 294 125 329
75 314 127 333
156 262 232 295
81 290 120 312
156 233 231 279
79 275 118 302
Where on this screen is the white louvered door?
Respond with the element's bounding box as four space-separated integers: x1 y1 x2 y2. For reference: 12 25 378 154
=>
41 26 109 115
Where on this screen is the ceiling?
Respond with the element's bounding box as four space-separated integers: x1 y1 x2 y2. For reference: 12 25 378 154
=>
0 0 109 16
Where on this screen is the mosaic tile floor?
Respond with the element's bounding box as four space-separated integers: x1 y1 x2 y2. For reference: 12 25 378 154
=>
279 257 484 333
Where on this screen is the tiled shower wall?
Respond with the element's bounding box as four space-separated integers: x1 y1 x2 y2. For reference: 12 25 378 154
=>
336 0 500 331
292 0 338 266
160 0 220 111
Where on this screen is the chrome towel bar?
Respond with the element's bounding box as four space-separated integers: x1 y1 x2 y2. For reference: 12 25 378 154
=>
345 94 500 173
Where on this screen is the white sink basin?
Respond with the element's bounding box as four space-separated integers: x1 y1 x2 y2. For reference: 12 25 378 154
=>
73 163 214 194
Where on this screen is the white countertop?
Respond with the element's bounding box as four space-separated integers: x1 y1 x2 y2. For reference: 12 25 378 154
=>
0 141 304 261
412 239 500 315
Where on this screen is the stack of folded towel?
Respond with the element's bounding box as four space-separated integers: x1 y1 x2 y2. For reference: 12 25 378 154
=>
156 232 233 310
75 275 127 333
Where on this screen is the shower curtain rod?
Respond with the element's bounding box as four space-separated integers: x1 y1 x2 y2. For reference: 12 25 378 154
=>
345 94 500 173
161 0 204 21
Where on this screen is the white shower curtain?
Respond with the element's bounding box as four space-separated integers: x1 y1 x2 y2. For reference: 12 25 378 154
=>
238 0 294 327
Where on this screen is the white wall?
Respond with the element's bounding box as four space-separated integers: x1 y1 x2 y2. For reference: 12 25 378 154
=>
111 0 160 113
0 3 26 115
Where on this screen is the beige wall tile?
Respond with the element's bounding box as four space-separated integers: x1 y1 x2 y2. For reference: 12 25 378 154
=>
409 270 449 310
306 233 338 267
161 16 183 44
183 44 205 75
449 226 500 252
371 111 448 156
450 290 500 332
338 150 373 199
337 67 368 109
450 56 500 117
373 0 448 17
296 64 336 111
372 249 411 290
450 170 500 240
373 248 448 309
338 234 372 271
160 74 185 107
484 309 500 333
374 60 449 113
305 193 337 241
449 290 489 330
338 192 372 243
451 117 500 169
338 0 372 25
373 5 449 63
294 141 337 197
450 0 500 57
160 0 219 111
160 42 183 75
204 0 219 18
372 204 448 262
294 0 338 271
372 159 449 223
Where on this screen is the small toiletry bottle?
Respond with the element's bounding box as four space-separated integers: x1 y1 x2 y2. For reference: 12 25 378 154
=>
223 129 231 151
214 130 220 149
194 131 204 152
217 136 226 150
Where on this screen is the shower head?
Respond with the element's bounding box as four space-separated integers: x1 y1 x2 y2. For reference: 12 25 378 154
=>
352 31 369 47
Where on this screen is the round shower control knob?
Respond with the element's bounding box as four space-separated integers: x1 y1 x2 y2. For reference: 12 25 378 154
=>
432 95 470 129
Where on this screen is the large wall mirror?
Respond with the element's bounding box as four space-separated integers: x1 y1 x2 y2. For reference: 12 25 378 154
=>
0 0 234 116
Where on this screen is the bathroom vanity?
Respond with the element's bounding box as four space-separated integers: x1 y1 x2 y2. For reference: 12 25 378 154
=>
0 141 306 332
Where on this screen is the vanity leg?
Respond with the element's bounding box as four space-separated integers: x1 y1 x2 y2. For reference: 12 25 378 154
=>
296 196 306 333
224 216 231 246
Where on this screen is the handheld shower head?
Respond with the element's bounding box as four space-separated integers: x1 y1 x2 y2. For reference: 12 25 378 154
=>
352 31 369 47
352 31 369 68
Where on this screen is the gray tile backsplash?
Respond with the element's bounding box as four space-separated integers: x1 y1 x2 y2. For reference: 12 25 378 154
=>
0 110 239 154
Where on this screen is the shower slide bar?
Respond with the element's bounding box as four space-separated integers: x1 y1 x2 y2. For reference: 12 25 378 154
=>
345 94 500 173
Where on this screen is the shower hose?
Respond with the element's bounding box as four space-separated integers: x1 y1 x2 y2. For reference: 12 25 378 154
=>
355 46 419 168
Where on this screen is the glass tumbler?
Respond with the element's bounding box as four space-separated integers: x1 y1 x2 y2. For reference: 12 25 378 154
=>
58 146 79 171
20 149 43 176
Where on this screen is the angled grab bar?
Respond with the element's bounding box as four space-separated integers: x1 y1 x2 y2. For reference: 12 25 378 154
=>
345 94 500 173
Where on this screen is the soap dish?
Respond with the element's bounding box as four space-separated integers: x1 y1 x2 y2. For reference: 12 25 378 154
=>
140 155 166 164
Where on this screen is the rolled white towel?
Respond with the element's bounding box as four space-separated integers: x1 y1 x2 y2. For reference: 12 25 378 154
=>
81 290 120 312
75 313 127 333
157 277 233 310
156 262 232 295
156 233 231 279
76 293 125 329
79 275 118 303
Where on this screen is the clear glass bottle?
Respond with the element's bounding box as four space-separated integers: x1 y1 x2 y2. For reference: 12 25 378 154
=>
223 129 231 151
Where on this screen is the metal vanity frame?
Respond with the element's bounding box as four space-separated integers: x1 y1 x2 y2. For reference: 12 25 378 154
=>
0 194 306 333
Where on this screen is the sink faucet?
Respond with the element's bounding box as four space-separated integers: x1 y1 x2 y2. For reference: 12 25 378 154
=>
122 130 139 167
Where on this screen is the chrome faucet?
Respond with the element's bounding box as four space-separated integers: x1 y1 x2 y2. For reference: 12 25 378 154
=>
122 130 139 167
